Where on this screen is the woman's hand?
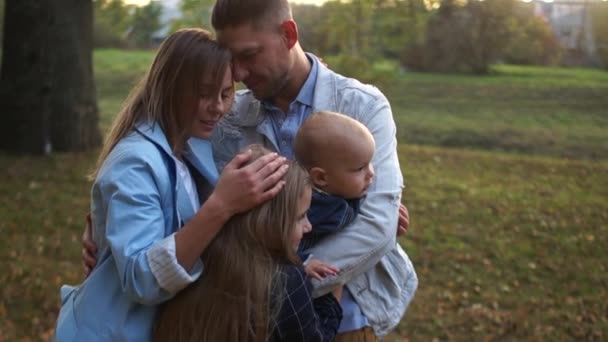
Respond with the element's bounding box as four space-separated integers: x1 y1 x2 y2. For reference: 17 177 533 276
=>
209 149 289 218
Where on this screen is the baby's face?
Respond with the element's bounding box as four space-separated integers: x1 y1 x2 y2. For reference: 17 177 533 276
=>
319 139 375 199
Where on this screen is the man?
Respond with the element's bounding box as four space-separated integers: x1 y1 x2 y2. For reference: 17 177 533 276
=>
209 0 417 339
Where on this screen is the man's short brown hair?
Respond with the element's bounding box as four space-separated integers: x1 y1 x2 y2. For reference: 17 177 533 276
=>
211 0 292 30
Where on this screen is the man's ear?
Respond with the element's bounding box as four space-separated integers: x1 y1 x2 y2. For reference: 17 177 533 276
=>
309 166 327 187
280 19 298 49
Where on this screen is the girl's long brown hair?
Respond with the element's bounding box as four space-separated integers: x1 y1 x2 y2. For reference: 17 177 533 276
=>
91 28 230 179
154 145 310 342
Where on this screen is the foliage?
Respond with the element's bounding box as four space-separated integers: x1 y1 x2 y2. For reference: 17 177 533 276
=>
93 0 163 48
169 0 214 33
291 4 325 55
372 0 428 60
93 0 133 48
312 0 369 57
591 1 608 68
504 3 562 66
407 0 519 73
128 1 163 48
324 54 400 90
305 0 427 63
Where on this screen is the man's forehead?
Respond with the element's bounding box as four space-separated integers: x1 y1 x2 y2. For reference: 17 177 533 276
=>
217 25 252 43
217 24 270 51
221 39 259 53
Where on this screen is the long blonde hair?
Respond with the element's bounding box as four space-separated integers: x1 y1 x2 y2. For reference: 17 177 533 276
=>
92 28 231 179
154 145 311 342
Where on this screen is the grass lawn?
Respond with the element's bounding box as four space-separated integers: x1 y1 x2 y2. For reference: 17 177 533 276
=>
0 49 606 340
385 64 608 160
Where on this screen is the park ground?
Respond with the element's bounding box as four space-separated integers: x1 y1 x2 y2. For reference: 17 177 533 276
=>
1 49 607 340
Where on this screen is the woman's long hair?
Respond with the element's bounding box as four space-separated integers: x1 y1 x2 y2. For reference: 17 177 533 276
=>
91 28 231 179
154 145 311 342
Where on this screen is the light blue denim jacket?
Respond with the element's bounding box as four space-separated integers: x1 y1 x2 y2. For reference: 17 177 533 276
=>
212 61 418 336
55 122 217 341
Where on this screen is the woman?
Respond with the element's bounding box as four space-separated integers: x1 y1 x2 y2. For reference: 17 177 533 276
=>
154 145 343 342
55 29 286 341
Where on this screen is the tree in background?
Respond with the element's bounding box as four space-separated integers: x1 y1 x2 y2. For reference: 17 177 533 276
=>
504 1 562 66
406 0 520 73
93 0 134 47
128 1 162 48
0 0 101 154
591 1 608 68
170 0 214 32
315 0 375 59
374 0 427 61
93 0 164 49
0 0 4 53
291 4 325 55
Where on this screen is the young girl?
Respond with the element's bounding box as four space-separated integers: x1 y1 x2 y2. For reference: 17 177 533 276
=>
154 145 343 342
55 29 286 341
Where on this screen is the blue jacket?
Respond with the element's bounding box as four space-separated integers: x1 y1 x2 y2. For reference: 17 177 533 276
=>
55 122 217 341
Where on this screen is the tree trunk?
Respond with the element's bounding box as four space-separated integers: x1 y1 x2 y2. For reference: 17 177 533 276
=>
0 0 100 154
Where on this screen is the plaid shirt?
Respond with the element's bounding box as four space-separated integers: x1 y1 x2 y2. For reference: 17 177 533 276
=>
269 264 343 341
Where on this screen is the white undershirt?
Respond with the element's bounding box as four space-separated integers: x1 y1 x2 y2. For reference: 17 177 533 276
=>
146 158 204 294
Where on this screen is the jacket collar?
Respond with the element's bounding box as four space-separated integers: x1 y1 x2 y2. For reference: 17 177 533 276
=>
135 120 219 185
184 138 219 185
135 120 174 157
311 57 339 113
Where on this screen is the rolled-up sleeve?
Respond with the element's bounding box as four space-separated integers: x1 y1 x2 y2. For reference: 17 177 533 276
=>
101 156 202 305
147 235 204 293
308 94 404 297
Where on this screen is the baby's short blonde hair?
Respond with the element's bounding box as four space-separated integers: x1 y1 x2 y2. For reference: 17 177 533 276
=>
294 111 374 170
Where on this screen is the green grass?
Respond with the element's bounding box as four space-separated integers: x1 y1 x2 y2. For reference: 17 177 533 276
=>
94 48 155 130
1 49 607 340
389 145 608 340
385 64 608 160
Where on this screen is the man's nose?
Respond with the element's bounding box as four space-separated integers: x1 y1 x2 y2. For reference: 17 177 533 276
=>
367 164 375 180
232 61 248 82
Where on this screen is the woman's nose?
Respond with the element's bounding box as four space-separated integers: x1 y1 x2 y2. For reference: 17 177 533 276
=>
208 96 225 115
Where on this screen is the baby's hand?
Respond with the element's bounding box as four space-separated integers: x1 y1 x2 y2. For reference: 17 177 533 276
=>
304 259 339 281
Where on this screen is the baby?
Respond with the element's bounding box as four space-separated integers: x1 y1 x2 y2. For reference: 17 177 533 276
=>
293 110 375 279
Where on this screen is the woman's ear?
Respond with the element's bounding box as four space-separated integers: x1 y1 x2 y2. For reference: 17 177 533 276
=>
280 19 298 49
308 167 327 188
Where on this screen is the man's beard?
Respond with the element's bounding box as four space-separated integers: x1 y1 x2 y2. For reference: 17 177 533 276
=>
253 69 290 103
